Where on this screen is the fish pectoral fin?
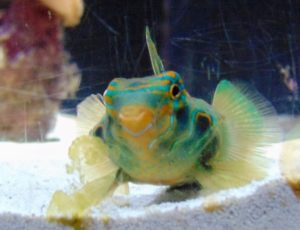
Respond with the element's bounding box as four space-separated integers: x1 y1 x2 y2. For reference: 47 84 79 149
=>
47 135 120 218
67 135 119 183
196 80 280 193
114 182 129 195
76 94 106 136
195 160 268 194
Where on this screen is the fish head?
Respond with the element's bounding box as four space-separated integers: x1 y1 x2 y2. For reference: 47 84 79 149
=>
102 71 189 145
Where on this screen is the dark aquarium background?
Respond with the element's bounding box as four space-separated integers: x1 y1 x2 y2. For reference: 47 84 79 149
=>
64 0 300 114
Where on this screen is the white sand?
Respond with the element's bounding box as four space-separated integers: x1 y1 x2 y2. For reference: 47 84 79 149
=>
0 115 299 230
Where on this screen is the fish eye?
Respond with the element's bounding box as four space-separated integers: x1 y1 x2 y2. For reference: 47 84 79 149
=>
170 84 181 99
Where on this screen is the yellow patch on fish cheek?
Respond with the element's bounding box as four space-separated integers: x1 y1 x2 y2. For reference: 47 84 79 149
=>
106 109 117 118
103 95 112 105
159 104 173 115
108 85 116 90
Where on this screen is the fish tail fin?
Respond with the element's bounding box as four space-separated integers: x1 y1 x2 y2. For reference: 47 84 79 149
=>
196 80 280 192
47 136 119 218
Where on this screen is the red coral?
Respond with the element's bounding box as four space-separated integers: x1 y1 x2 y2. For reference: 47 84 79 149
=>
0 0 63 59
0 0 80 141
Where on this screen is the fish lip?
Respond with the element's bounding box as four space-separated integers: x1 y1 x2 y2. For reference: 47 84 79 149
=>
122 122 153 137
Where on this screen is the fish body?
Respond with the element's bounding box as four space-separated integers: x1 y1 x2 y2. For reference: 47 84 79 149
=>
47 71 277 218
100 71 219 185
88 70 276 190
47 28 278 218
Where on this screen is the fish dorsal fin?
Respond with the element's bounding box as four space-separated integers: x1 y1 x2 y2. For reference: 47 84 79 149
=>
145 26 165 75
196 80 280 192
76 94 106 136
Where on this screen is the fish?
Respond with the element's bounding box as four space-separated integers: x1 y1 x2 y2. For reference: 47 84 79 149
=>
47 27 279 219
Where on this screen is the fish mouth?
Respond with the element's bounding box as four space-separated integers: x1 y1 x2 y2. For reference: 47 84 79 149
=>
118 105 155 137
121 122 153 137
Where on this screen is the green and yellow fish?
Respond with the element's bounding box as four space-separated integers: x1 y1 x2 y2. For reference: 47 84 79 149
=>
47 28 278 218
